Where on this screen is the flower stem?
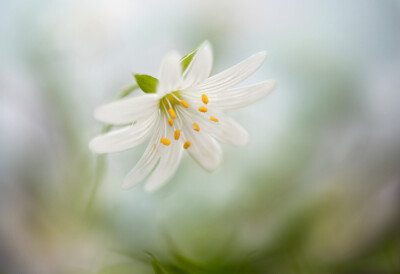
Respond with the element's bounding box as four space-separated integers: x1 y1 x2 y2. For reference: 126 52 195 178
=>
86 83 139 215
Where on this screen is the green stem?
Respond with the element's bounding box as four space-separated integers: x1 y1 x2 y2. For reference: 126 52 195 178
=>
86 83 139 215
120 84 139 98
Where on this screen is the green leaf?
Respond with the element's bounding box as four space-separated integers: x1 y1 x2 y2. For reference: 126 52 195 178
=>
134 74 158 94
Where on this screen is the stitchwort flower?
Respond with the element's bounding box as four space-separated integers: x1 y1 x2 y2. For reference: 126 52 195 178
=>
89 41 276 191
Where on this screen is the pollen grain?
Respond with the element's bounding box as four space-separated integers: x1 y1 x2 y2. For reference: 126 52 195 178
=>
210 116 219 122
168 118 173 126
193 123 200 131
174 129 180 140
184 141 191 149
168 108 176 118
202 94 208 104
180 100 189 108
160 138 171 146
198 106 208 113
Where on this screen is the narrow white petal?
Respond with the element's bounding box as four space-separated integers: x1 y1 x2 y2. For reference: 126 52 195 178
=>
211 115 249 146
189 135 222 172
183 41 213 87
121 119 164 189
177 106 249 147
211 80 276 111
144 140 183 191
193 51 267 94
182 121 222 171
94 94 159 125
89 112 158 154
157 51 182 95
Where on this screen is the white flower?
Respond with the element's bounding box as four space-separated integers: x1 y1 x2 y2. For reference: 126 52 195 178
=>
89 41 276 191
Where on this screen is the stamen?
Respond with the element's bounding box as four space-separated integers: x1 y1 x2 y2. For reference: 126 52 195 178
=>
174 129 180 140
202 94 208 104
168 108 176 118
168 118 173 126
198 106 208 113
183 141 191 149
160 138 171 146
171 93 181 102
193 123 200 131
210 116 218 122
180 100 189 108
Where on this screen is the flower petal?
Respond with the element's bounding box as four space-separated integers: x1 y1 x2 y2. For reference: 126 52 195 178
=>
121 118 164 189
193 51 267 94
157 51 182 95
182 41 213 87
178 107 249 147
93 94 159 125
144 138 183 191
210 115 249 146
182 120 222 171
89 112 158 154
210 80 276 111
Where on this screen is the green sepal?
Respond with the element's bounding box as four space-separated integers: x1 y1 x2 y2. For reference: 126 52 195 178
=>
180 41 207 72
134 74 158 94
180 49 198 72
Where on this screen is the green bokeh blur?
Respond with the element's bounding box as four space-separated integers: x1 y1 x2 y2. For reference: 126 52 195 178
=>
1 0 400 273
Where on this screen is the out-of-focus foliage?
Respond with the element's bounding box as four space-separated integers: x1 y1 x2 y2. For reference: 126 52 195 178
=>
1 0 399 273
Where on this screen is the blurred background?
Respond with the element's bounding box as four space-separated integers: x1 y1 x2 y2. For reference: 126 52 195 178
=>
1 0 400 273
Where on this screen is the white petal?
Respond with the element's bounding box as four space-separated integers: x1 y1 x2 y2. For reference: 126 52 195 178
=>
193 51 267 93
211 115 249 146
182 41 213 87
94 94 159 125
183 122 222 171
157 51 182 95
89 112 158 154
211 80 276 111
121 119 164 189
178 106 249 147
144 139 183 191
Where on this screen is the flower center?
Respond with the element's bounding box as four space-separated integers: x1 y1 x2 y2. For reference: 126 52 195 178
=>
159 91 181 109
158 92 218 149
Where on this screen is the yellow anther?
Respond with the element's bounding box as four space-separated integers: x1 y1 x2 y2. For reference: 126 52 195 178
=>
198 106 208 113
193 123 200 131
180 100 189 108
183 141 191 149
174 129 180 140
168 118 173 126
202 94 208 104
160 138 171 146
168 108 176 118
210 116 219 122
